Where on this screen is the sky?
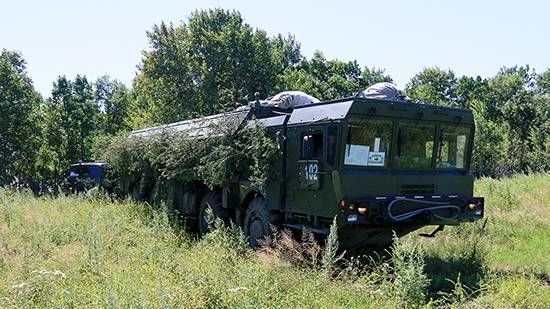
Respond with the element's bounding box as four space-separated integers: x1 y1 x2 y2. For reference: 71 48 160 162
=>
1 0 549 98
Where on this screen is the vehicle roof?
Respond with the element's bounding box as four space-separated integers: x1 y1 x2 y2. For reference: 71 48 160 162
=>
70 162 108 167
261 97 473 128
129 97 473 138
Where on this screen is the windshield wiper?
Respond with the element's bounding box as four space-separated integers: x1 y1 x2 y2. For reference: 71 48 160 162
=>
306 116 331 127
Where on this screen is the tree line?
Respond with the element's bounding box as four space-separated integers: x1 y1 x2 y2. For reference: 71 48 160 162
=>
1 9 548 193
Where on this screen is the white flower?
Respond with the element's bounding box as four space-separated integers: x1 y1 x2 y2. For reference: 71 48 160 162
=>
227 286 249 293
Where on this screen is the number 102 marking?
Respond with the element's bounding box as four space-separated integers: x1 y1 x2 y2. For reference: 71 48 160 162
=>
304 163 318 181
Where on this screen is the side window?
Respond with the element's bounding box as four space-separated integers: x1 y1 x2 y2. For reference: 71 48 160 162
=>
302 132 323 160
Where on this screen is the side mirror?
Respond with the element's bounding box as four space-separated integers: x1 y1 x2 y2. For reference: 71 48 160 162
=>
302 135 313 160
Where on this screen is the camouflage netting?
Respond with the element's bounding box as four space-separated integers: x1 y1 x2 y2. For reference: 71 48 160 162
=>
101 119 281 200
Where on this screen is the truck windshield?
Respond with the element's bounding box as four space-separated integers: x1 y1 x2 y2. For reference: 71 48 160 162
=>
344 119 392 167
344 120 472 170
436 125 471 169
394 122 436 169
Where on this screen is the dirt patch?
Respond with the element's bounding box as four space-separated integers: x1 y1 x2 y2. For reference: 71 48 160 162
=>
51 242 84 265
0 223 8 236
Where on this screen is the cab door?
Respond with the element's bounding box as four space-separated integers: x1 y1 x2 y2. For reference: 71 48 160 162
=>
285 124 339 218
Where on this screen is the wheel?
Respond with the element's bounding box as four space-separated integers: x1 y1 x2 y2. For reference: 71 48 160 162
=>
130 183 140 200
244 196 273 248
198 191 229 235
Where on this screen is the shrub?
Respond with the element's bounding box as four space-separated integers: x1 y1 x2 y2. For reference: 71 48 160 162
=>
390 234 430 307
321 216 344 277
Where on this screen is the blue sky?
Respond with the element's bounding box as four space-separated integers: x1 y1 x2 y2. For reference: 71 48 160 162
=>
2 0 549 97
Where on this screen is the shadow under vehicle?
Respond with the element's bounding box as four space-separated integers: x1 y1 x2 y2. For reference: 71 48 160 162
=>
126 96 484 249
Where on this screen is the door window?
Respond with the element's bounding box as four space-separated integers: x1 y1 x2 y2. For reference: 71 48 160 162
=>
301 132 323 160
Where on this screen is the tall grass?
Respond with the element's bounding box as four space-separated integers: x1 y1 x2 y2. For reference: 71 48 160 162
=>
0 173 549 308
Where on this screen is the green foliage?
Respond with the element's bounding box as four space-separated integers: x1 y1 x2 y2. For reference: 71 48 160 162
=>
405 67 457 106
276 51 392 100
50 75 98 164
134 9 299 124
252 219 343 276
134 9 393 125
94 75 132 135
0 189 385 308
101 119 280 199
24 74 135 193
0 49 42 187
202 207 250 257
470 100 511 176
33 75 101 191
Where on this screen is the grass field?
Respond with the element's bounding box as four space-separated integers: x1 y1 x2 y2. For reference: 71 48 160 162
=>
0 174 549 308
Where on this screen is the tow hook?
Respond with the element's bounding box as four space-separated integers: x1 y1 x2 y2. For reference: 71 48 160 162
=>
419 225 445 238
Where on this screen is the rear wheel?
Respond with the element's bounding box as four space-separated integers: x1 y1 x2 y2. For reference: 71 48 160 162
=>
244 196 273 248
198 191 229 235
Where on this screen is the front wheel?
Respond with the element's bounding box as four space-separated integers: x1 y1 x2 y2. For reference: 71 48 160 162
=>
198 191 228 235
244 196 273 248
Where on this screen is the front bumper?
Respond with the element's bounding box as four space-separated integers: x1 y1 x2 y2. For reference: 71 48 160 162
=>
339 195 484 226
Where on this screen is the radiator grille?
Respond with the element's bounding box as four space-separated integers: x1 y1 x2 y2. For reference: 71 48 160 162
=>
400 184 435 195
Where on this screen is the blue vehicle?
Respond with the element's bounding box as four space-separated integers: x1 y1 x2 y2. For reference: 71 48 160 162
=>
66 162 107 192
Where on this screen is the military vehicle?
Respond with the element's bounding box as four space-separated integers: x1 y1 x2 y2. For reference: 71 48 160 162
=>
65 162 108 193
127 93 484 249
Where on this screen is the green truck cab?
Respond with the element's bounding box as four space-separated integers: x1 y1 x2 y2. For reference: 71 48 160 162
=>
129 96 484 249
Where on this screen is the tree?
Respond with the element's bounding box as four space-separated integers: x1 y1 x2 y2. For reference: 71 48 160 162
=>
405 67 457 106
133 9 395 124
470 100 511 176
270 33 302 73
455 75 490 109
480 66 549 173
94 75 131 135
536 69 550 95
487 66 538 138
361 67 394 87
134 9 292 124
0 49 42 187
276 51 393 100
48 75 99 165
34 104 67 191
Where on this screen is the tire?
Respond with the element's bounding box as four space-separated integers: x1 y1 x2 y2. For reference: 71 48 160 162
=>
244 196 273 248
131 183 140 201
198 191 229 235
